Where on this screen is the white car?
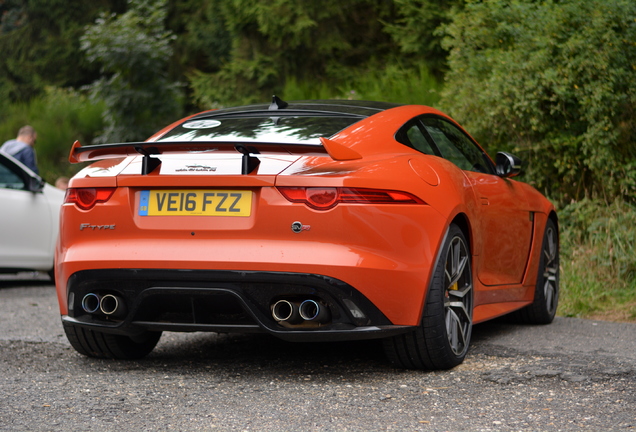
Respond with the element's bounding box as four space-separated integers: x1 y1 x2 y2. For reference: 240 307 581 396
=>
0 152 64 276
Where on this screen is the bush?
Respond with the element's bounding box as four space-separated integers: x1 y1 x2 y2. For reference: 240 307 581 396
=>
280 61 441 106
559 199 636 320
440 0 636 204
187 0 400 108
561 199 636 282
81 0 183 142
345 62 442 106
0 87 104 184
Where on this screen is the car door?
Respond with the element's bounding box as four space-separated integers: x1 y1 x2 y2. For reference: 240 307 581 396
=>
417 116 534 286
0 154 55 271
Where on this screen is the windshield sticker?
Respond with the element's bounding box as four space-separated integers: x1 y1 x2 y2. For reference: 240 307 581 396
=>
182 120 222 129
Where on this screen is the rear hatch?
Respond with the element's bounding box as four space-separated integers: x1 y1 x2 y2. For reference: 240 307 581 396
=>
117 153 300 234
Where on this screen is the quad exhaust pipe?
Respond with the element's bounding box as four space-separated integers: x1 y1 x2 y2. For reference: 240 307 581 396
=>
81 293 101 314
81 293 126 318
271 299 330 324
299 299 330 322
100 294 127 318
272 300 302 324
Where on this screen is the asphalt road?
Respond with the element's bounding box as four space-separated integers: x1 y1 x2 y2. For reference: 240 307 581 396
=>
0 274 634 431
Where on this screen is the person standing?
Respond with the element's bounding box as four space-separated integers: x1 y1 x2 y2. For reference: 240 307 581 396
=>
0 125 39 174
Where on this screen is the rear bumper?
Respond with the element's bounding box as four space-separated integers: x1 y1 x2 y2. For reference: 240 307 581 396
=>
56 190 449 326
61 269 414 342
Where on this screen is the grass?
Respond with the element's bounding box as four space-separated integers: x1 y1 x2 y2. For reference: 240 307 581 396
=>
561 254 636 322
558 199 636 322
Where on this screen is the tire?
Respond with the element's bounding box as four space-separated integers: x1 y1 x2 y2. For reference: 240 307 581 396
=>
512 218 559 324
384 224 473 370
63 322 161 359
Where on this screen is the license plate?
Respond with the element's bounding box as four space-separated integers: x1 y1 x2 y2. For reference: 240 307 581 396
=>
139 190 252 216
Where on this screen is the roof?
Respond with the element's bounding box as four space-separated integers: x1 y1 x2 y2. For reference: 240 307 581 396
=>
189 98 403 120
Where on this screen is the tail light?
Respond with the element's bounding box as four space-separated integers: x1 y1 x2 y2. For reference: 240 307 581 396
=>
65 188 116 210
278 187 424 210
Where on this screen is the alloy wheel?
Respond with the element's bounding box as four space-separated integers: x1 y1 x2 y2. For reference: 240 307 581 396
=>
542 225 559 316
444 235 473 356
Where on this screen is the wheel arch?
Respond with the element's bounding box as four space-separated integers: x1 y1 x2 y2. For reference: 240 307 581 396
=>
450 212 472 253
548 210 559 239
414 213 471 325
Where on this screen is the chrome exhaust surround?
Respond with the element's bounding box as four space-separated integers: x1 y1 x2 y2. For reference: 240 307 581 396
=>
271 298 331 325
100 294 127 318
81 293 101 314
80 292 126 318
271 299 302 324
299 299 330 323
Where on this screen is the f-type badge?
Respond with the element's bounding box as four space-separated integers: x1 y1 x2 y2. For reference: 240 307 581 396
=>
291 221 311 233
80 223 115 231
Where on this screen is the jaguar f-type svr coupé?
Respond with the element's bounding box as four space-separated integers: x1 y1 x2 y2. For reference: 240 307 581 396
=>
55 98 559 370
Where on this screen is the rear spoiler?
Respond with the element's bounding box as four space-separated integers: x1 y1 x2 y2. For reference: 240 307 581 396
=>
68 138 362 175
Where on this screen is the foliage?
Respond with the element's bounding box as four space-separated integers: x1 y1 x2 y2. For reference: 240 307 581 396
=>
187 0 400 107
560 199 636 282
0 0 27 34
346 62 442 106
279 60 441 106
0 0 454 111
384 0 462 77
166 0 232 76
559 199 636 320
192 60 442 109
81 0 183 142
0 87 104 184
439 0 636 204
0 0 124 107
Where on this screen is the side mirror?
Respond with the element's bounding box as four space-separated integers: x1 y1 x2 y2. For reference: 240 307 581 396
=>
495 152 522 178
27 175 45 192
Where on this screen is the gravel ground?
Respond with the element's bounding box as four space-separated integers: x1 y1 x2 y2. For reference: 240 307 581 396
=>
0 279 634 431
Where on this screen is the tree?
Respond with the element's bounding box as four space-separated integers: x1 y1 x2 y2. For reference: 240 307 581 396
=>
439 0 636 202
186 0 400 107
81 0 183 142
0 0 123 106
384 0 462 78
166 0 232 75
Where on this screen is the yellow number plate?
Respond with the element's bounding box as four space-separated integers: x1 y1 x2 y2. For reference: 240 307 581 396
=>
139 190 252 216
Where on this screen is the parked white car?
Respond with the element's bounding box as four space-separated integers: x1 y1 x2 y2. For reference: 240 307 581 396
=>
0 152 64 276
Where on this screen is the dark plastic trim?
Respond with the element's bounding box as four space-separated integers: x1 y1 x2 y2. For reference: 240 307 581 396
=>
63 269 408 342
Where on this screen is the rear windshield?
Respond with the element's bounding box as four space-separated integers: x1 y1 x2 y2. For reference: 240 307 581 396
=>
157 115 361 145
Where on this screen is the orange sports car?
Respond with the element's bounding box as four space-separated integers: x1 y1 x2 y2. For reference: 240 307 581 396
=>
55 98 559 369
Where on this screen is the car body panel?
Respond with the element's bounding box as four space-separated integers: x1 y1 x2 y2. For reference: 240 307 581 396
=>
0 153 64 272
465 170 533 286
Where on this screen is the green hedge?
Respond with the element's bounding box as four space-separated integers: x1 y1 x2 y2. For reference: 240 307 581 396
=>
0 88 104 184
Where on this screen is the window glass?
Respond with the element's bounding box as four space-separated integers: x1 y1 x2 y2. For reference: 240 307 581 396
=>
0 160 25 189
420 117 493 174
406 124 437 155
396 121 439 156
157 116 361 145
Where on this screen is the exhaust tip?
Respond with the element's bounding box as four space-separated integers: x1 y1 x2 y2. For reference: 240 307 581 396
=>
299 299 330 322
100 294 126 318
81 293 101 314
272 300 301 323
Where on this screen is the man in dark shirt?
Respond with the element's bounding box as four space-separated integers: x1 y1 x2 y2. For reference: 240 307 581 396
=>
0 125 38 174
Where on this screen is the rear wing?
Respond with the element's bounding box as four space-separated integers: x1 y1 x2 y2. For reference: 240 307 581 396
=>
68 138 361 175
